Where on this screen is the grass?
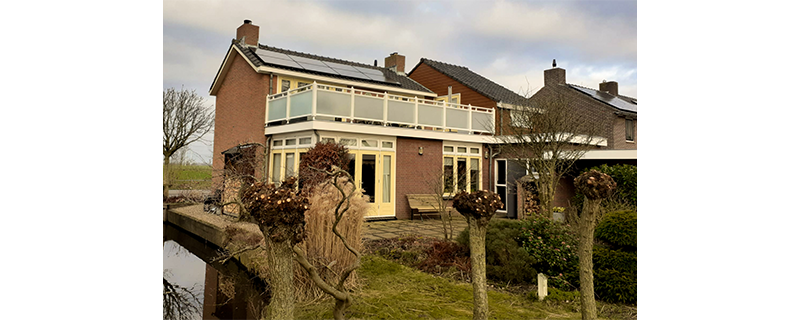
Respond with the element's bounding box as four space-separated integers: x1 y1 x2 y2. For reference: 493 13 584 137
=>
166 164 212 189
295 255 583 320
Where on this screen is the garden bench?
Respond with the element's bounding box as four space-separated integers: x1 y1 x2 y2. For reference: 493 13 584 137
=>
406 194 455 221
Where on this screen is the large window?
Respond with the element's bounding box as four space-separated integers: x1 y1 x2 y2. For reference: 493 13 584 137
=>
625 119 635 142
443 144 481 195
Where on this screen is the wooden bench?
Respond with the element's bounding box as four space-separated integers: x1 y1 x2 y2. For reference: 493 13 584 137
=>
406 194 454 221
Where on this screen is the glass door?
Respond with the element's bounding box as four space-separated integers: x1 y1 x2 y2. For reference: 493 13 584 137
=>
354 151 394 218
495 159 507 213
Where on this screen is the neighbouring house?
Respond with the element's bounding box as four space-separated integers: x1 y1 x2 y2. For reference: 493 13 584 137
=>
527 66 637 211
408 59 637 218
210 20 497 219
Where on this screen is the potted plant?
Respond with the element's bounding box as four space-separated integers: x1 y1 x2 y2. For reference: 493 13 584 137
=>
552 207 566 221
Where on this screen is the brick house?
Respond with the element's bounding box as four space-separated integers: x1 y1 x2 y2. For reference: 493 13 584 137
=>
210 20 496 219
408 59 637 218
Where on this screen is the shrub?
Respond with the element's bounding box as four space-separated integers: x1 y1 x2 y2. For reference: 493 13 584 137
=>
297 141 350 192
456 219 537 284
519 218 579 289
595 210 637 249
592 246 636 274
594 269 636 304
295 177 367 300
593 209 637 304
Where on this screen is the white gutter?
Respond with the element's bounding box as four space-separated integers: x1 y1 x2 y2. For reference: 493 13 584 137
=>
256 66 437 98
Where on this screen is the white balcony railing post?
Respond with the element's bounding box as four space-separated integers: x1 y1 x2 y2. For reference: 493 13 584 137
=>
350 87 355 121
383 92 389 126
442 100 447 131
414 96 419 129
286 90 291 121
311 81 317 120
468 104 473 134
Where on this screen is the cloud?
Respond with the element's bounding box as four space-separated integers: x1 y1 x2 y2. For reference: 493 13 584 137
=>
163 0 637 163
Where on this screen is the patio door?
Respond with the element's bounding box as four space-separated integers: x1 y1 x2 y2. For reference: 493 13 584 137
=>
354 151 394 218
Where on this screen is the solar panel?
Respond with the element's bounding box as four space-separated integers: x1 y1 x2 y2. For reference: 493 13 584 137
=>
256 53 303 69
286 54 328 66
336 69 370 79
570 85 637 113
354 66 385 76
323 61 358 71
255 48 401 85
297 62 335 74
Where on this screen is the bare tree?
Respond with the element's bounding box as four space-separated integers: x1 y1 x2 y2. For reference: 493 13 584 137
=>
569 170 616 320
163 276 202 320
497 93 601 219
420 167 455 240
163 86 214 200
453 190 504 320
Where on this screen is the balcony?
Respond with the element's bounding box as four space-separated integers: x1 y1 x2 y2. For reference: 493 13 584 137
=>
266 82 495 134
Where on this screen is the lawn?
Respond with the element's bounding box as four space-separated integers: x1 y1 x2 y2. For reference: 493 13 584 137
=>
166 164 212 189
296 255 584 320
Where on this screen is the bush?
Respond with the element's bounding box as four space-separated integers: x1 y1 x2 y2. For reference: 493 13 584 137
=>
594 269 636 304
297 141 350 192
456 219 537 284
593 209 637 304
519 218 579 289
592 246 636 274
595 210 637 249
295 177 368 300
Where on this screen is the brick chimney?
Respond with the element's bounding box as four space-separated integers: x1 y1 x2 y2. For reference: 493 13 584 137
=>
385 52 405 74
544 67 566 86
236 19 259 47
599 81 619 96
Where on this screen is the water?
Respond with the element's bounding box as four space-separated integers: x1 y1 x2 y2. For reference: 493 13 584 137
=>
163 223 268 320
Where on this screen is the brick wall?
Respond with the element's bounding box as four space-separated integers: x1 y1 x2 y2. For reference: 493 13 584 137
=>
395 137 443 219
211 53 272 189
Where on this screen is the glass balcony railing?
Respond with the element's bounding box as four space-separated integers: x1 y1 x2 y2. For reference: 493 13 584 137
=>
266 82 495 134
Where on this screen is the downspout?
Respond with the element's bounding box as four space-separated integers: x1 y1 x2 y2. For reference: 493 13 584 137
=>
264 73 274 182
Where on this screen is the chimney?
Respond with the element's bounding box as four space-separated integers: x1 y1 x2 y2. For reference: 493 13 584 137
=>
384 52 405 74
599 81 619 96
544 67 566 86
236 19 259 47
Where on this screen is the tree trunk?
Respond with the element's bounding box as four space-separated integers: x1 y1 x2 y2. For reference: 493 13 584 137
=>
263 232 295 320
577 198 601 320
468 218 489 320
333 298 350 320
163 156 171 202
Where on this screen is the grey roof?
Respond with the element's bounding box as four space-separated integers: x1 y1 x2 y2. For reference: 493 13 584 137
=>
411 58 533 106
568 84 637 113
236 43 433 94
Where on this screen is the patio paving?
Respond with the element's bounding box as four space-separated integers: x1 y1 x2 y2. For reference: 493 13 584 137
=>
362 215 470 241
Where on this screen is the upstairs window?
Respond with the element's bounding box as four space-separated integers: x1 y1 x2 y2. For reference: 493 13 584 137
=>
281 80 291 92
625 119 635 142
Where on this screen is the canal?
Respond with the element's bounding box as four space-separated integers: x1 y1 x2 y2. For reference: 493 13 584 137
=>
163 222 269 320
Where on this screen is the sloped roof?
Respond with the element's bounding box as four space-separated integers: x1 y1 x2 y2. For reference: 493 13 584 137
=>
237 43 432 94
567 84 637 113
411 58 533 106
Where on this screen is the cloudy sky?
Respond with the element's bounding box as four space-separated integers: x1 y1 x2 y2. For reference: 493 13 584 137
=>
164 0 637 164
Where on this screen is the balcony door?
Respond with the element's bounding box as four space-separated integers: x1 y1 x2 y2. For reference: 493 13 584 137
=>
352 150 394 218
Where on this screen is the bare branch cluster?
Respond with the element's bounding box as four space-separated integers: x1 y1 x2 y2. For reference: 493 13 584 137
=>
163 87 215 162
497 93 602 216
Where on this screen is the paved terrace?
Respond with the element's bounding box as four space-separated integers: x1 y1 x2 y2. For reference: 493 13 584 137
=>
363 216 469 241
165 204 474 242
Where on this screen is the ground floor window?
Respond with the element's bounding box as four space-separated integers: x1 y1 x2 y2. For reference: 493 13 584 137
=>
443 143 482 195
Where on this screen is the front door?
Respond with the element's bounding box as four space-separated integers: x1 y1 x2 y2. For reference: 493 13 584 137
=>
353 150 394 218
